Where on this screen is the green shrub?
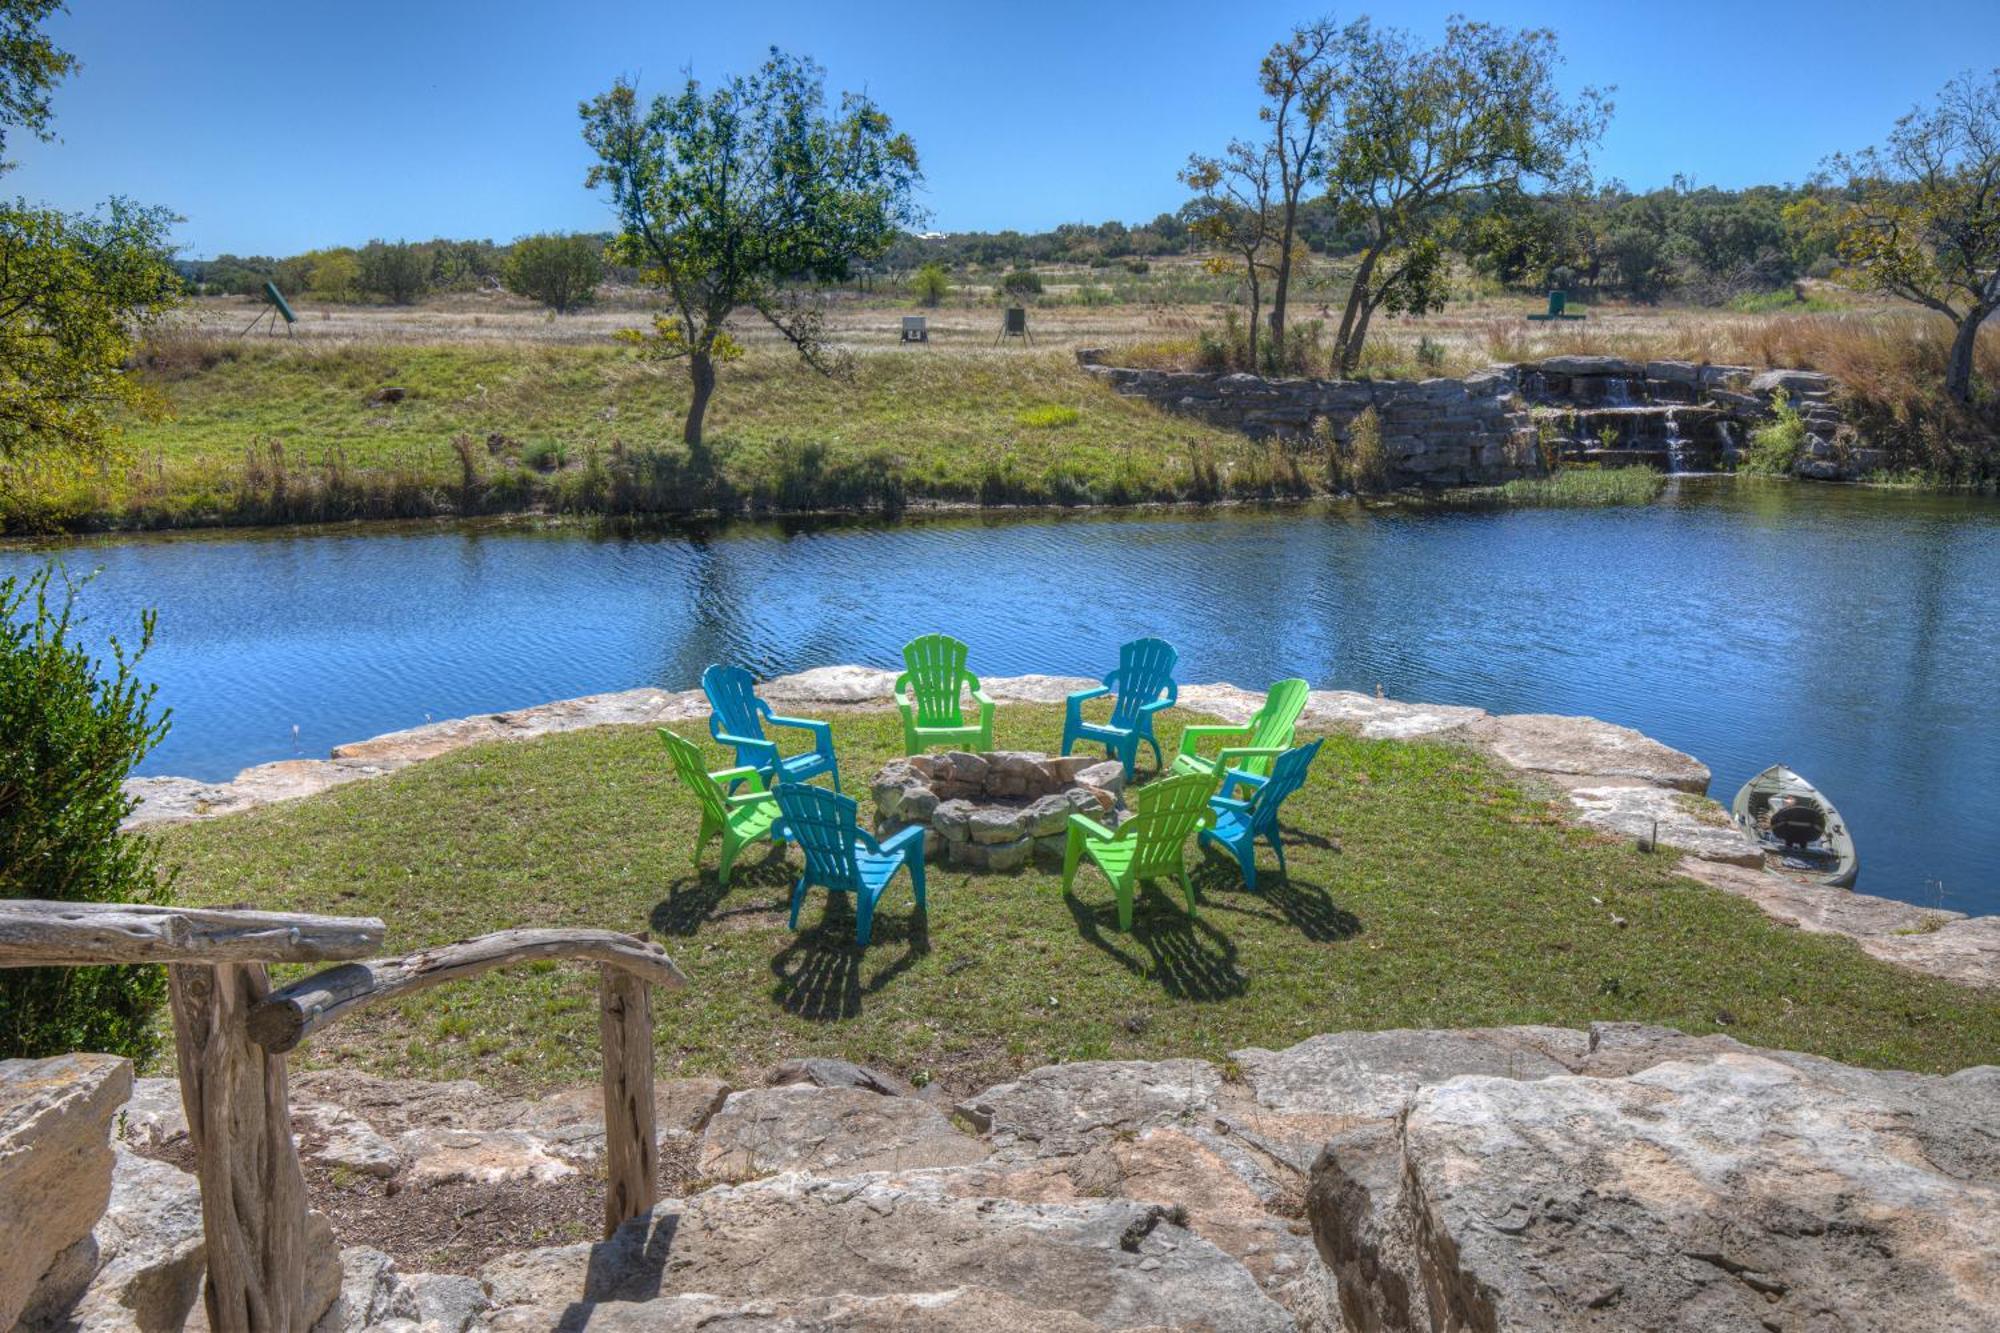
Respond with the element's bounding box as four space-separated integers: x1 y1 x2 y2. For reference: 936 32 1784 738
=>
1017 404 1080 429
1 568 174 1061
1000 269 1044 297
522 440 568 472
911 262 950 307
1743 392 1805 475
1337 407 1390 491
502 233 605 313
1484 466 1664 506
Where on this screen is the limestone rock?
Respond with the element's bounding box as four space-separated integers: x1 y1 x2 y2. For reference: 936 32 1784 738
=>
1301 690 1486 740
496 1174 1294 1331
397 1128 577 1187
1468 711 1711 792
760 665 898 704
1560 780 1763 865
981 674 1100 704
386 1272 491 1333
960 1058 1221 1155
298 1101 403 1178
697 1085 987 1182
116 1076 189 1151
0 1053 131 1331
487 1288 1110 1331
765 1056 910 1098
1390 1054 2000 1329
28 1147 206 1333
1751 367 1837 397
312 1248 400 1333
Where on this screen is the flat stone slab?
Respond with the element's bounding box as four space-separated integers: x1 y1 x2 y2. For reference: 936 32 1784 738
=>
1302 690 1487 740
1562 781 1763 865
1676 858 1998 989
696 1085 988 1182
960 1058 1221 1156
1466 711 1711 792
488 1173 1294 1332
24 1146 206 1333
396 1128 577 1188
1391 1054 2000 1329
1232 1026 1587 1124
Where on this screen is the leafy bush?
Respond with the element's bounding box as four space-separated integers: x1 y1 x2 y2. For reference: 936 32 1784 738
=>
1 568 174 1061
522 440 568 472
910 262 950 307
1017 404 1080 429
1336 407 1389 491
1000 269 1044 297
357 239 430 304
503 233 605 313
1742 392 1805 475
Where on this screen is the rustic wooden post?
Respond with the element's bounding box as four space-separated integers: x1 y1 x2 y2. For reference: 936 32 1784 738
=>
169 961 313 1333
598 956 659 1235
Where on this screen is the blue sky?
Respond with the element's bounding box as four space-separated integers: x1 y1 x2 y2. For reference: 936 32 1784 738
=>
8 1 1992 257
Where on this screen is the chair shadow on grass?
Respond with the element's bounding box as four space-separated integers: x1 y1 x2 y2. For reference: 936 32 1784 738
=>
1064 879 1248 1002
649 844 797 937
1189 851 1363 944
767 894 930 1022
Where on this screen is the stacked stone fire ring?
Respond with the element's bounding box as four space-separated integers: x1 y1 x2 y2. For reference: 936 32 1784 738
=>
870 751 1128 871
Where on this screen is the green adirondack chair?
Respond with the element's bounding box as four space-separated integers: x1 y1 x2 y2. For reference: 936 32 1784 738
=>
1061 769 1220 931
1173 678 1310 782
895 634 995 754
659 728 784 887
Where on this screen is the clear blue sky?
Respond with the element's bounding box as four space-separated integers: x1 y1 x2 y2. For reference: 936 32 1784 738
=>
8 0 1993 258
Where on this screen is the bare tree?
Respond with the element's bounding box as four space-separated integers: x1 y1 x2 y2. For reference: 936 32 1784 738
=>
1259 18 1347 354
1182 139 1279 370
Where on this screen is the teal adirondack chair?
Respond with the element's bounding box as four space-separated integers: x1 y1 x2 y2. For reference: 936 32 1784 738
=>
703 664 840 793
659 728 784 888
773 783 927 946
1061 637 1179 776
1201 738 1323 890
895 634 995 755
1173 679 1310 782
1061 769 1219 931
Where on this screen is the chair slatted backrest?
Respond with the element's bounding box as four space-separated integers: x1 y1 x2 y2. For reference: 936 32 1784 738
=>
703 664 768 746
775 784 863 890
1108 637 1178 731
1252 679 1312 750
1247 739 1323 838
902 634 974 728
661 729 729 826
1123 771 1217 878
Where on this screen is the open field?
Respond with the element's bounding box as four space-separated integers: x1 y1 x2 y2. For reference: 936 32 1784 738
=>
152 706 2000 1093
4 280 1991 532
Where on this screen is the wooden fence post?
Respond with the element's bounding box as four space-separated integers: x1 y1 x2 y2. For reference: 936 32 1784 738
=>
169 962 312 1333
597 959 659 1236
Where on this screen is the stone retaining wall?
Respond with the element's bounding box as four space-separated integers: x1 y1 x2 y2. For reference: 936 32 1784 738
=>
120 667 1996 991
1076 350 1881 482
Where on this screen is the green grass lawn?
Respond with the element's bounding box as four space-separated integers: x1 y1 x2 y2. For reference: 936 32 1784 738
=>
154 707 2000 1093
8 342 1319 531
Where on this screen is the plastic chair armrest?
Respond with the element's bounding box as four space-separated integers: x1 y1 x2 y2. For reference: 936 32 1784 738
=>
1066 812 1117 842
1209 795 1253 814
874 824 927 859
711 765 767 792
1218 768 1269 800
1217 745 1286 768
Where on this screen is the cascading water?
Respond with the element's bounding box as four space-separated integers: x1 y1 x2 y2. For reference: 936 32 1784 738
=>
1602 376 1633 407
1664 409 1693 474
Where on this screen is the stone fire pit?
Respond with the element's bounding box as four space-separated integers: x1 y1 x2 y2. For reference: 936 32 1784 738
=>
871 751 1127 871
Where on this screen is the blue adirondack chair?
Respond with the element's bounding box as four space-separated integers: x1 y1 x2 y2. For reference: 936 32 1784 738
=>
703 664 840 793
1199 738 1322 891
1061 637 1179 776
773 783 927 947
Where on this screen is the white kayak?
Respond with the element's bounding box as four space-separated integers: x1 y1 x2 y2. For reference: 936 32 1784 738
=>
1731 764 1858 889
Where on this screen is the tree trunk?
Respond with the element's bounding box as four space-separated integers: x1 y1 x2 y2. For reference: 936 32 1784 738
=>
1945 309 1986 404
684 351 717 447
1334 247 1381 377
1245 269 1262 373
1270 212 1297 357
598 961 659 1236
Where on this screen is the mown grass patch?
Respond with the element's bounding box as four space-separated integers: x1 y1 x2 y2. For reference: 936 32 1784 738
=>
153 706 2000 1093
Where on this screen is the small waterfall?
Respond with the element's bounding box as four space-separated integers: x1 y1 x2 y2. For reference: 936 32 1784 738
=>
1664 410 1692 474
1603 377 1632 407
1716 421 1739 464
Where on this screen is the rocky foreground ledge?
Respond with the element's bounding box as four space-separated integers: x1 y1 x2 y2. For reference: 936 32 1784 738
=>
120 666 1998 990
8 1023 1995 1331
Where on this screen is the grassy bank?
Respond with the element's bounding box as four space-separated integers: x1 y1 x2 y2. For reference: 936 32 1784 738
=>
1476 466 1666 506
1 339 1326 532
154 706 1999 1092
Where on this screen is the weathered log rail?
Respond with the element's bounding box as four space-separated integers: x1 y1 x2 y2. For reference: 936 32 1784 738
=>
0 902 686 1333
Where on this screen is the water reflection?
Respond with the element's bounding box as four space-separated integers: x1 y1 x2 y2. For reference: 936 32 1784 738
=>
5 479 1996 914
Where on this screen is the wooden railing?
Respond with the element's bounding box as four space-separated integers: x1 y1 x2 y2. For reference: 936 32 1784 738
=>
0 900 686 1333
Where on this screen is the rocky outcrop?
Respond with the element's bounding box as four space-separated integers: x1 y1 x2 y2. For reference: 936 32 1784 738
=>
0 1053 132 1330
19 1147 207 1333
75 1027 1989 1331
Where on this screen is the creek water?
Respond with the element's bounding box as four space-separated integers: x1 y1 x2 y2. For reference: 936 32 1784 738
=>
7 477 1996 915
